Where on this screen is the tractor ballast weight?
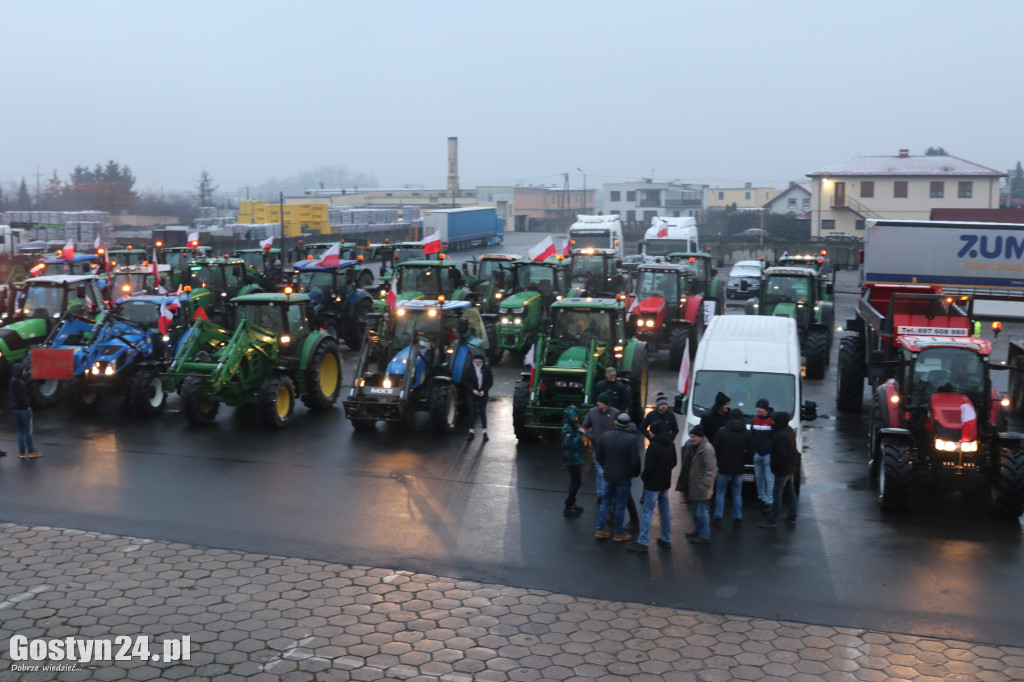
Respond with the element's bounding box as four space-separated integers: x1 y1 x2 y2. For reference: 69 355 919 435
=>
163 292 342 429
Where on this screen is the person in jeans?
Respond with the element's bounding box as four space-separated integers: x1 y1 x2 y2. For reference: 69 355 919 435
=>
760 411 800 528
9 363 42 458
628 430 677 552
582 392 619 502
751 398 775 511
684 425 717 544
594 413 641 543
711 409 751 527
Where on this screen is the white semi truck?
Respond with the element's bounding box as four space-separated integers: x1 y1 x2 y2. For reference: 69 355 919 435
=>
640 217 699 262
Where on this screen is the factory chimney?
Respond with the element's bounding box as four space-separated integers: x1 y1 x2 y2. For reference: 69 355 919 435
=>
447 137 459 204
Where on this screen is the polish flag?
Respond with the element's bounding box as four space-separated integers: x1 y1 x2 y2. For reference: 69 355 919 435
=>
62 237 75 260
961 402 978 443
421 231 442 255
260 236 274 252
657 224 669 238
385 276 398 310
187 231 200 248
529 236 556 262
561 238 571 258
158 300 179 336
314 242 341 267
94 234 101 250
676 338 691 394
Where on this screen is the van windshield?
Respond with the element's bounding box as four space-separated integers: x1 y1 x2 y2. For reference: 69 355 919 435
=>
571 229 612 250
692 370 795 417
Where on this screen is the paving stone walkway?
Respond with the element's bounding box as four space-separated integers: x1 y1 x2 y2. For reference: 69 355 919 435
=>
1 521 1023 681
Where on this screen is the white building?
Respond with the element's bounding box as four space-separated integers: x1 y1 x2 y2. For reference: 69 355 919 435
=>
600 180 707 229
764 182 811 216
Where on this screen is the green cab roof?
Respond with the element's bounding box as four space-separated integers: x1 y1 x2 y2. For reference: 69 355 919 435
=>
550 297 623 310
232 292 311 304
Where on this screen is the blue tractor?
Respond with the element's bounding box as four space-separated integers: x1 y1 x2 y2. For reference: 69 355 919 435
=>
288 259 376 350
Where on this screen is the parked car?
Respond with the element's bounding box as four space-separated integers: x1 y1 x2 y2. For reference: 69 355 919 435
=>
726 260 764 299
732 228 772 243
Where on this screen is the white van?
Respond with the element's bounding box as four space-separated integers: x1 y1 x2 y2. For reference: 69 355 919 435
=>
679 315 817 479
568 215 624 258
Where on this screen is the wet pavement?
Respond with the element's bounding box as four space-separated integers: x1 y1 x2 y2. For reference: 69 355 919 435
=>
4 521 1024 681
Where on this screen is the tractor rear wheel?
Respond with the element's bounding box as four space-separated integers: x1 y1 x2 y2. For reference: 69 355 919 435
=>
67 381 100 415
878 437 913 512
346 299 373 351
129 369 167 418
181 375 220 425
668 325 689 371
29 378 64 409
990 447 1024 518
484 321 503 365
512 378 536 441
301 339 342 410
629 342 649 422
258 374 296 429
836 335 866 412
804 329 829 380
429 382 457 435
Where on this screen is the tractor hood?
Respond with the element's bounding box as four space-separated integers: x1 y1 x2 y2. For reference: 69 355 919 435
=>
930 392 973 430
554 345 589 368
632 295 666 315
387 346 414 375
500 290 540 311
397 291 425 303
767 302 797 318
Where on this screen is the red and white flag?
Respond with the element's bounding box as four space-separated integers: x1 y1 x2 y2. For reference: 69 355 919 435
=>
385 276 398 310
676 338 691 394
62 237 75 260
187 231 200 248
158 300 179 336
152 248 167 294
961 402 978 442
657 224 669 238
421 230 442 255
561 238 571 257
94 234 101 250
528 236 556 262
260 236 274 252
314 242 341 267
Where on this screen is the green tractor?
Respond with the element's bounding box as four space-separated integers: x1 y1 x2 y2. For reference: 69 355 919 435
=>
163 292 343 429
0 274 107 403
344 299 490 434
179 257 264 325
234 248 287 290
289 259 376 350
491 259 568 364
567 248 624 297
512 297 648 441
371 259 468 313
460 253 521 290
745 265 834 379
667 251 726 316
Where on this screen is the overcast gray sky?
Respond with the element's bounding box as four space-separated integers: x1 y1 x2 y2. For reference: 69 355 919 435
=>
3 0 1021 198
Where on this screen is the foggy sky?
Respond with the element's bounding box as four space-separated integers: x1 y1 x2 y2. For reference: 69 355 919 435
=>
3 0 1021 198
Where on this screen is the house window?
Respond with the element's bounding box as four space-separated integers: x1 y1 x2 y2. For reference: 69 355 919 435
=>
802 198 810 209
626 191 636 202
861 181 874 198
745 191 751 200
894 181 908 198
855 220 866 230
959 182 973 198
788 198 797 209
718 192 724 200
930 182 944 198
821 219 836 230
626 210 636 223
610 191 621 202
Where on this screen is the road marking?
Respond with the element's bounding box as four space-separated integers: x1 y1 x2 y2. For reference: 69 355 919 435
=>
383 570 413 584
0 585 51 611
261 635 331 672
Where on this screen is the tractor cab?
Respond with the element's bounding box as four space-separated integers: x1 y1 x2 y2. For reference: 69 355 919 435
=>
289 259 375 349
13 275 105 323
233 293 314 359
375 259 465 312
41 254 100 278
234 248 285 289
110 264 175 298
778 253 829 277
180 258 263 324
752 267 825 324
105 249 149 269
568 248 623 297
462 254 521 288
161 246 211 271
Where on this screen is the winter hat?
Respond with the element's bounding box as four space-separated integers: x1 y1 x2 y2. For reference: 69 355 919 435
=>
656 392 669 407
714 392 731 407
564 405 580 423
689 424 705 438
729 408 744 421
756 398 770 410
615 412 632 427
596 391 613 406
773 411 791 428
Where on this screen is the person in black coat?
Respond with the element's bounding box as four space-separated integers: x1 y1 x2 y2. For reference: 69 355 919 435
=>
594 366 630 413
628 430 678 552
760 412 800 527
595 413 642 542
712 408 752 525
699 391 731 441
462 354 493 441
641 392 679 442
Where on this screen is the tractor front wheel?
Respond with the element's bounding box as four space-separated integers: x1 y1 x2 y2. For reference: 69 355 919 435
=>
878 437 913 512
512 378 536 441
258 374 296 429
804 329 830 380
429 382 457 435
990 447 1024 519
67 381 100 415
668 325 689 371
129 369 167 418
346 299 373 351
181 375 220 425
836 335 866 412
301 339 342 410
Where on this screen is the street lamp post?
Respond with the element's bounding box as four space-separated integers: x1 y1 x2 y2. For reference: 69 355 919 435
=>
577 168 587 213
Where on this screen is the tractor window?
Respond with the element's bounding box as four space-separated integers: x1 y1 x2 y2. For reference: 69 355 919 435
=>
296 270 334 298
462 308 489 349
570 255 607 278
117 301 161 327
912 347 985 403
476 260 502 282
553 309 612 342
692 370 796 417
636 271 675 299
764 276 809 305
398 268 440 298
286 304 308 341
645 239 692 257
392 309 442 348
514 264 557 291
238 303 285 335
22 285 64 318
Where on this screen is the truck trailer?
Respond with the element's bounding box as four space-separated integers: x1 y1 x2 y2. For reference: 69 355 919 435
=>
421 207 503 252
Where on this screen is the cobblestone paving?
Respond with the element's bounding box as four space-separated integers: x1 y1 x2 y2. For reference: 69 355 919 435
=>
2 522 1023 681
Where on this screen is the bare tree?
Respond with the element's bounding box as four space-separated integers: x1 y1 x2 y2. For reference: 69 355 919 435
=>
195 170 219 208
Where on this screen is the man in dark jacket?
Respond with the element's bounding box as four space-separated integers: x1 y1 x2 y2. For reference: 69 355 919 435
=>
760 411 799 528
712 409 752 526
595 413 641 543
9 363 41 458
642 392 679 442
462 354 493 441
594 367 630 413
582 392 619 502
751 398 775 510
699 391 731 441
628 430 677 552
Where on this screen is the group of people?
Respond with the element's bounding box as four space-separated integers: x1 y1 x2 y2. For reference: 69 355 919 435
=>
560 386 801 549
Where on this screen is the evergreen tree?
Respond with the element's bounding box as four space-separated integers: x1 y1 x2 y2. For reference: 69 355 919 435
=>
924 147 949 156
195 170 218 208
16 179 32 210
1011 162 1024 203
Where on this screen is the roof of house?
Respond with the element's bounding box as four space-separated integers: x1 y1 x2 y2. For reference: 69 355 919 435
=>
764 183 811 208
807 154 1004 178
930 208 1024 223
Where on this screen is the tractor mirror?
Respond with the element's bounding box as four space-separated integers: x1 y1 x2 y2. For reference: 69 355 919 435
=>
673 392 687 415
801 400 818 421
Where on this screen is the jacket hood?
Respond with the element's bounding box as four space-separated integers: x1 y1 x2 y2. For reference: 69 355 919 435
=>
563 405 580 423
11 362 24 379
773 411 791 429
653 431 674 445
725 408 746 432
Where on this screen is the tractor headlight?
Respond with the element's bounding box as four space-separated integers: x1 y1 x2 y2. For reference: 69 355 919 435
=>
495 292 503 300
104 363 115 376
91 362 101 375
281 335 291 344
934 438 959 452
514 317 522 325
553 380 584 389
645 319 655 328
501 317 510 324
162 335 170 343
383 377 392 389
961 440 979 453
1001 395 1011 408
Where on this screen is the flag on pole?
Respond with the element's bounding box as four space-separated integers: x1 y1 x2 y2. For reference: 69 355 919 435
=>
528 236 556 262
421 231 442 255
676 338 691 395
187 231 200 248
94 234 101 250
961 402 978 442
385 276 398 310
152 248 167 294
62 237 75 260
259 236 274 252
657 224 668 238
561 238 571 258
158 300 179 336
313 242 341 267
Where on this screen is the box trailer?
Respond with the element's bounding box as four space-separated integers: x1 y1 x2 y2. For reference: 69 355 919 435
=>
422 207 503 251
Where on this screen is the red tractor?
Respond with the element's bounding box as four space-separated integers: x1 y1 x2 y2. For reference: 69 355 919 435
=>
838 286 1024 517
626 262 706 368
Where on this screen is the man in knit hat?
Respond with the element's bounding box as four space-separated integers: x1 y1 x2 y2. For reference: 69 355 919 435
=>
642 391 679 442
699 391 731 441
